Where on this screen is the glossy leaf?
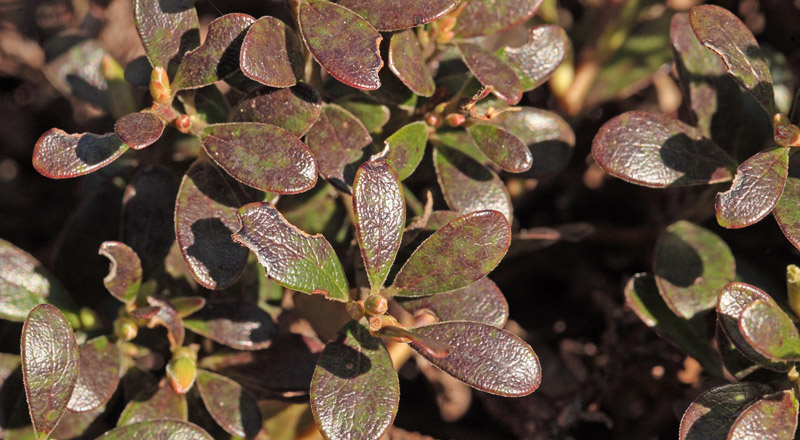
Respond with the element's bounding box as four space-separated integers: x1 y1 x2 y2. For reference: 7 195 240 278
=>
728 390 799 440
690 5 775 114
774 177 800 251
592 111 735 187
45 38 108 108
21 304 79 437
493 107 574 179
134 0 199 69
99 241 142 305
466 123 532 173
679 382 771 440
118 379 187 426
383 122 428 180
379 326 451 358
339 0 459 31
240 16 303 88
100 420 211 439
739 300 800 361
304 104 372 185
230 84 321 137
184 302 277 350
298 0 383 90
175 160 249 290
456 0 542 37
33 129 128 179
653 221 735 319
67 336 121 413
310 321 398 440
233 202 349 301
337 98 390 134
145 297 185 349
392 210 510 297
200 123 317 194
196 370 262 438
496 25 569 91
411 322 540 396
459 43 522 105
716 147 789 229
399 277 508 327
114 112 164 150
388 30 435 97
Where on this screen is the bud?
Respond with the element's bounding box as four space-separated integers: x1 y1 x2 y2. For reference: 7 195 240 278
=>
150 66 171 106
114 317 138 341
445 113 466 127
364 295 388 316
176 114 191 133
788 265 800 319
346 301 365 320
79 307 100 330
167 348 197 394
774 114 800 147
426 113 441 127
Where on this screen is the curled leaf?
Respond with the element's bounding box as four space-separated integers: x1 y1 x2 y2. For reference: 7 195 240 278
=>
679 382 771 440
99 241 142 305
196 370 262 438
184 302 277 350
33 129 128 179
67 336 121 413
230 84 322 138
144 297 185 349
739 299 800 362
240 16 304 88
388 30 435 97
114 112 165 150
497 25 569 91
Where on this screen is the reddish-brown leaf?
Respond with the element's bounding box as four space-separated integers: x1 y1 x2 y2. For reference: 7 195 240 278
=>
114 112 165 150
134 0 200 69
466 123 532 173
67 336 121 413
398 277 508 327
240 16 304 88
773 177 800 251
230 84 322 137
33 129 128 179
729 390 799 440
196 370 262 438
338 0 460 31
716 147 788 228
118 379 188 425
455 0 544 38
388 30 435 97
99 241 142 305
304 104 372 186
459 43 522 105
497 25 569 92
183 302 277 350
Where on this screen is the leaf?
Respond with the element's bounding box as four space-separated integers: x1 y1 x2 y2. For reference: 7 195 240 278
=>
99 241 142 305
134 0 199 69
455 0 543 38
33 129 128 179
172 14 255 90
679 382 771 440
188 85 230 124
21 304 79 438
240 16 304 88
144 297 185 350
411 321 540 396
184 302 277 350
383 122 428 180
690 5 775 114
459 43 522 105
0 238 77 322
175 160 249 290
379 326 452 358
466 123 532 173
304 104 373 186
310 321 398 440
392 210 510 297
738 300 800 362
774 177 800 251
653 221 735 319
591 111 735 187
233 202 349 301
496 25 569 91
388 30 435 97
51 405 107 439
230 84 322 138
715 147 789 229
67 336 121 413
338 0 460 31
200 123 318 194
336 98 391 134
195 370 262 438
114 112 165 150
298 0 383 90
398 277 508 327
170 296 206 318
728 390 799 440
118 379 187 426
45 38 109 109
99 420 211 439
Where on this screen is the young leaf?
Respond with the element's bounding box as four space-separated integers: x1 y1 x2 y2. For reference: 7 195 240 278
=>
715 147 789 229
391 210 510 297
774 177 800 251
398 277 509 327
459 43 522 105
383 122 428 180
99 241 142 305
230 84 322 137
118 379 187 426
411 321 540 396
455 0 543 38
310 321 399 440
99 420 212 439
679 382 771 440
233 202 349 301
466 123 532 173
338 0 460 31
304 104 372 185
21 304 79 438
200 123 317 194
175 160 249 290
240 16 303 88
592 111 735 187
33 129 128 179
114 112 165 150
67 336 121 413
134 0 200 70
353 161 405 292
496 25 569 91
170 296 206 318
653 221 735 319
739 300 800 362
195 370 262 438
690 5 775 114
298 0 383 90
728 390 799 440
183 302 277 350
388 30 435 97
172 14 256 90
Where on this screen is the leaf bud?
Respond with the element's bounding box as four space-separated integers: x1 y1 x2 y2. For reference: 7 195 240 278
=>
445 113 466 127
774 114 800 147
167 349 197 394
345 301 365 320
150 66 171 106
114 316 139 341
364 295 388 316
176 114 191 133
79 307 100 330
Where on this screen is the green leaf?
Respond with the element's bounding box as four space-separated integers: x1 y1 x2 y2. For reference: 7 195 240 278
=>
305 104 373 186
338 0 460 31
240 16 304 88
336 97 391 134
233 202 349 302
773 177 800 251
728 390 799 440
353 161 405 292
592 111 735 187
310 321 398 440
21 304 79 438
99 241 142 305
383 122 428 180
398 277 508 327
184 302 277 350
459 43 522 105
195 370 262 438
388 30 435 97
66 336 121 413
679 382 771 440
200 123 318 194
716 147 789 229
410 321 540 396
33 129 128 179
114 112 164 150
230 84 322 138
100 420 211 439
134 0 199 70
466 123 532 173
118 379 187 426
298 0 383 90
653 221 736 319
455 0 543 38
690 5 775 114
392 210 510 297
739 300 800 361
496 25 569 91
169 296 206 318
